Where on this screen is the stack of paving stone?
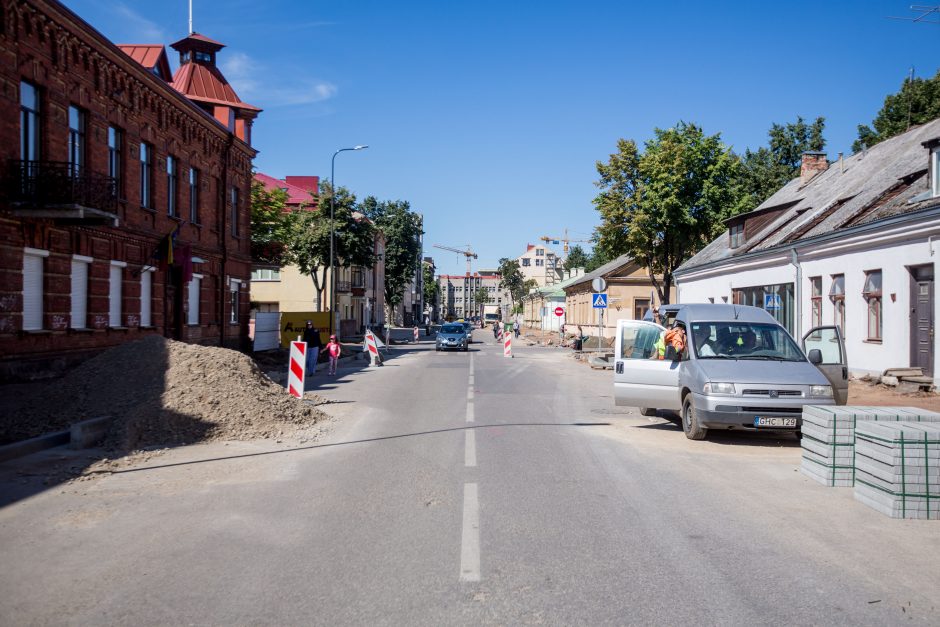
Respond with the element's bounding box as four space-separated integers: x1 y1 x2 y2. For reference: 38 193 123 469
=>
800 406 940 487
854 421 940 520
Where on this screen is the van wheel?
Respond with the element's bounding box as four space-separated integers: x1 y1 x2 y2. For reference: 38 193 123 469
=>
639 407 657 417
682 397 707 440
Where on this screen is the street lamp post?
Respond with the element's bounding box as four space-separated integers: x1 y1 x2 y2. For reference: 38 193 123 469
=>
330 144 368 339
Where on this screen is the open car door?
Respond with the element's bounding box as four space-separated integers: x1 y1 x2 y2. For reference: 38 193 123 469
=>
614 320 682 410
802 325 848 405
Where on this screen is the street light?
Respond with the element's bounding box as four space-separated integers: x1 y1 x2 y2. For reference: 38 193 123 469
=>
330 144 368 339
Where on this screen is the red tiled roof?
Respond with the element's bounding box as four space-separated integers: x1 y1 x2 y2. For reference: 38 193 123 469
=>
117 44 172 81
171 62 261 112
254 172 317 207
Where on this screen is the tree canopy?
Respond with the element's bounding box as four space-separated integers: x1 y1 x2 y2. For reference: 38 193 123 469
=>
593 122 749 304
563 245 589 272
365 197 423 322
740 116 825 208
249 180 301 266
854 70 940 153
497 258 527 310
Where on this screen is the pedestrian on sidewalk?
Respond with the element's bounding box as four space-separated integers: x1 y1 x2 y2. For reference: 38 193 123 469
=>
303 320 323 376
513 319 520 339
327 335 342 375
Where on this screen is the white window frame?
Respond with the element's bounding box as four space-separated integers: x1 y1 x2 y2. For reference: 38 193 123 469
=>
932 147 940 197
140 267 154 327
109 260 127 327
22 247 49 331
188 274 203 326
229 278 241 324
70 254 92 329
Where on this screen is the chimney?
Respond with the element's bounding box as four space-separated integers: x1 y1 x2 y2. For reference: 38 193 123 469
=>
800 152 828 185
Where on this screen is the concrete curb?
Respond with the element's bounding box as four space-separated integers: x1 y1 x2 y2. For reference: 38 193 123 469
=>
0 430 69 464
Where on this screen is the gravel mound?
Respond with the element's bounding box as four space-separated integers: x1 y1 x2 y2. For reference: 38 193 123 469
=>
0 335 325 451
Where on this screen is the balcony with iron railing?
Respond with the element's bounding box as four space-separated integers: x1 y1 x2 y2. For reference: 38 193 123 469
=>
335 280 351 293
5 160 119 225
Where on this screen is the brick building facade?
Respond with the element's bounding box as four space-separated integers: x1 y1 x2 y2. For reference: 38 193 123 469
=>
0 0 259 379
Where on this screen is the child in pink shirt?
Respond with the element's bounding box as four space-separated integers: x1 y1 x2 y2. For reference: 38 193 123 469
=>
327 335 341 375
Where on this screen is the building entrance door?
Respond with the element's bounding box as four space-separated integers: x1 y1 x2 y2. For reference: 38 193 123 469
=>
910 265 934 377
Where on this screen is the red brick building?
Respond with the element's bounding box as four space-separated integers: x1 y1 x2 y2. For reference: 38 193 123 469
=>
0 0 260 379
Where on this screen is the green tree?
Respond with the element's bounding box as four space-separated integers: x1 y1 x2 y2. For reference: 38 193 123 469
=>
366 197 423 326
854 70 940 152
497 258 527 311
563 245 589 272
584 245 612 273
740 116 826 207
472 286 491 318
593 122 749 304
249 179 301 265
422 263 438 315
284 181 375 311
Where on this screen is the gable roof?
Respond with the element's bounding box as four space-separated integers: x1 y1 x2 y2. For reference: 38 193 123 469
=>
117 44 173 81
563 253 635 291
677 117 940 275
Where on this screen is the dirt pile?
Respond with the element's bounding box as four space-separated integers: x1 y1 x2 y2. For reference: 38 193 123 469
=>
0 335 326 451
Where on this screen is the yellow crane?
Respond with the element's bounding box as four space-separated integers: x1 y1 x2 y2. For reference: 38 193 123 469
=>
433 244 480 320
539 229 592 254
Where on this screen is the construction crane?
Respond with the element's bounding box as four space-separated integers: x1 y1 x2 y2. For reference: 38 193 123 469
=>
433 243 478 275
539 229 592 254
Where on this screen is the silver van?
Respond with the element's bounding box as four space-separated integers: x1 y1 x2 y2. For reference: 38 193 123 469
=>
614 304 847 440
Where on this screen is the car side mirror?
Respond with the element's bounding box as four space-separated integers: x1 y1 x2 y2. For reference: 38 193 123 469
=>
808 349 823 365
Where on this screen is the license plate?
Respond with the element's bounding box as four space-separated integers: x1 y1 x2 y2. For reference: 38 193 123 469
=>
753 416 797 428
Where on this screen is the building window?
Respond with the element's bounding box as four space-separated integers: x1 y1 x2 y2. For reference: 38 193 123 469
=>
810 276 822 328
189 167 199 223
22 248 48 331
231 186 239 236
188 275 202 325
167 156 178 217
251 267 281 281
109 261 126 327
863 270 882 341
20 81 40 162
522 258 531 267
70 255 92 329
140 143 153 208
732 283 795 335
67 106 85 176
729 222 745 248
830 274 845 334
536 248 544 256
932 148 940 197
634 298 650 321
108 127 123 198
535 259 544 267
195 51 213 64
140 269 153 327
230 281 240 323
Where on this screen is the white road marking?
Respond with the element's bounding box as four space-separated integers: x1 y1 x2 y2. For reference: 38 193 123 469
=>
466 401 474 423
467 386 474 401
469 354 474 376
460 482 480 582
465 429 477 467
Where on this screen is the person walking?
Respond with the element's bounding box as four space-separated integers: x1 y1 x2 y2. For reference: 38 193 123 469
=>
327 335 342 375
513 319 520 339
303 320 323 376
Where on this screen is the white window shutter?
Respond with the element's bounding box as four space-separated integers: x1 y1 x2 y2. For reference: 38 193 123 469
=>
22 253 44 330
70 259 88 329
109 264 123 326
140 271 152 327
187 276 201 325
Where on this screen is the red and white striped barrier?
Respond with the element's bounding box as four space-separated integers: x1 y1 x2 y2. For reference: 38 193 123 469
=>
503 328 512 358
365 329 381 366
288 340 306 398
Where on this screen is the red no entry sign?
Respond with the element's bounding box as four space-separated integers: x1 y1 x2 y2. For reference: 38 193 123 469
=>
554 307 564 317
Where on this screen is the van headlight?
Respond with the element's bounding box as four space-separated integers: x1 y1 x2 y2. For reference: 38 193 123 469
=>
703 382 735 395
810 385 833 398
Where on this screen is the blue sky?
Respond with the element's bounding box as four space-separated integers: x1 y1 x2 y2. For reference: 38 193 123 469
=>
67 0 938 276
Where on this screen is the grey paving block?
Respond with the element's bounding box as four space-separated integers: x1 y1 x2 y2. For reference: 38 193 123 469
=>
854 483 940 520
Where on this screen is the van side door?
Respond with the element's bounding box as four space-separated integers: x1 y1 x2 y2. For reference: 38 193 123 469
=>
614 320 682 410
802 325 848 405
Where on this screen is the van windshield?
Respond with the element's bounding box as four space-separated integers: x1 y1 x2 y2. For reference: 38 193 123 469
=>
689 322 805 361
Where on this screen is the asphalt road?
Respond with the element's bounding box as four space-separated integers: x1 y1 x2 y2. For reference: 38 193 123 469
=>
1 329 939 625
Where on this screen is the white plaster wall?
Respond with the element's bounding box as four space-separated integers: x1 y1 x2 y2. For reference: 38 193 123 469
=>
677 235 939 382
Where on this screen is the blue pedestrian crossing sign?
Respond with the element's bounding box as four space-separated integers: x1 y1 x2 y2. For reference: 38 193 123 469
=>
592 293 608 308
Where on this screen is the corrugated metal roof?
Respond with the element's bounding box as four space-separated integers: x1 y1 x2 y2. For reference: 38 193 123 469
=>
171 62 261 112
677 117 940 274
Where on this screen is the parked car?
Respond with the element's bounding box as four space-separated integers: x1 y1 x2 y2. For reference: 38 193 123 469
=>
436 323 469 352
614 304 848 440
459 320 475 342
